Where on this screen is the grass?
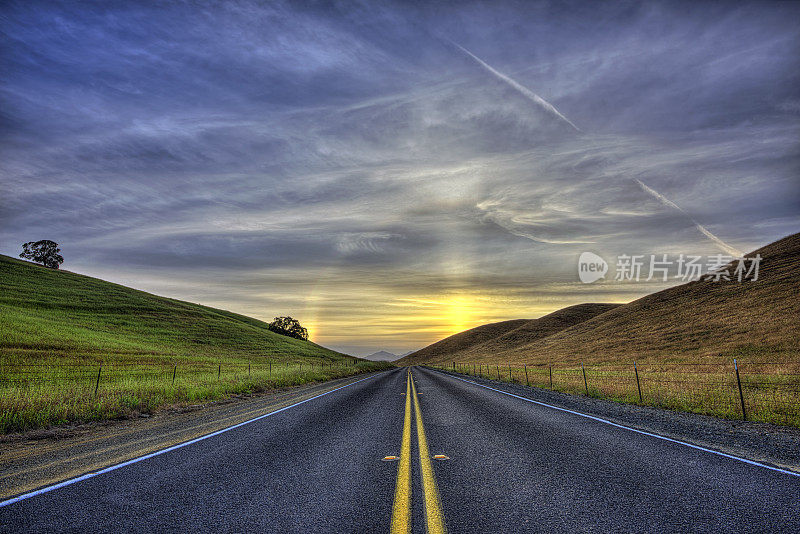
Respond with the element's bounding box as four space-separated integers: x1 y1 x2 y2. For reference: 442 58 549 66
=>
0 360 388 434
398 304 618 365
0 255 392 433
432 361 800 428
404 234 800 428
402 234 800 369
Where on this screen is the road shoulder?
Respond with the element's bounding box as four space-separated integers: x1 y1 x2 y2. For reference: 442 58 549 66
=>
0 371 386 500
424 367 800 474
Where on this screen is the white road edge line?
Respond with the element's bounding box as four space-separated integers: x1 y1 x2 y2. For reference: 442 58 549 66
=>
0 371 388 508
435 369 800 478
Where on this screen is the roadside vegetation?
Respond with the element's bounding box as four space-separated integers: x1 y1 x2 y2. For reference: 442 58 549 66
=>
0 255 392 434
405 234 800 428
428 358 800 428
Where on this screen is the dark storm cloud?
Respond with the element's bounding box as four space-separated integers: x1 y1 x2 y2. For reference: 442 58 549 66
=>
1 0 798 353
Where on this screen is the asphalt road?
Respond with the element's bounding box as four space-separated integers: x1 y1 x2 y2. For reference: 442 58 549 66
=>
2 366 798 533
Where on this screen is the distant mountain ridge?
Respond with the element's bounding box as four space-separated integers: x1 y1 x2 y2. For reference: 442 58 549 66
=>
398 233 800 366
364 350 399 361
364 350 416 361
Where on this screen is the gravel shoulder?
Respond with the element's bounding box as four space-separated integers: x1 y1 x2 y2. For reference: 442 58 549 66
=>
428 367 800 474
0 371 385 500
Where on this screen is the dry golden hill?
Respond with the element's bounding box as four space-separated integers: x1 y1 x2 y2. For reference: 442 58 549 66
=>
398 304 619 365
401 319 530 364
400 232 800 366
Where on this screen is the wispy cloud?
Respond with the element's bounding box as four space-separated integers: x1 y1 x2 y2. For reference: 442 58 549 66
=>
634 179 743 257
450 41 581 132
1 1 797 354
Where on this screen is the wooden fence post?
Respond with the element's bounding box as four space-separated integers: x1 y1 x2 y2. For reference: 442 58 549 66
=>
634 361 642 403
734 359 747 420
172 364 177 386
582 363 588 395
549 365 553 388
524 364 529 386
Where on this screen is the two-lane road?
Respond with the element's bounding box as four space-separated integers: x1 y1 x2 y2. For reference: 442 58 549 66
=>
2 367 798 532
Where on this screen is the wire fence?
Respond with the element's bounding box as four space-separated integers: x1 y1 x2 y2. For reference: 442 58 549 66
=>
0 358 388 434
0 359 363 393
428 361 800 427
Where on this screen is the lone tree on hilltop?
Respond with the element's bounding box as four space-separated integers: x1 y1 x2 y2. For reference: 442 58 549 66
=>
268 316 308 340
20 240 64 269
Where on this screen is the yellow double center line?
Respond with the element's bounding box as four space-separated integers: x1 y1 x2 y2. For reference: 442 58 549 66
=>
390 368 446 534
391 369 413 531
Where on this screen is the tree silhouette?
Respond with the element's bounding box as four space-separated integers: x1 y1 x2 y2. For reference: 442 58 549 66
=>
20 240 64 269
268 316 308 340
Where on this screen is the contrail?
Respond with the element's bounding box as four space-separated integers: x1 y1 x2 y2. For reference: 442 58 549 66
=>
452 42 581 132
634 179 743 257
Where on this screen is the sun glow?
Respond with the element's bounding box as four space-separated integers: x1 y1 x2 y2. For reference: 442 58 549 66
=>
444 294 474 337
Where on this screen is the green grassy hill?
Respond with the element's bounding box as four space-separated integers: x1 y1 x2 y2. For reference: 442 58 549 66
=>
0 255 389 433
0 254 346 365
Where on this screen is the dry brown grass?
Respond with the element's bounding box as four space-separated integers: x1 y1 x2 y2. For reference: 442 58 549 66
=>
401 233 800 368
404 233 800 427
398 304 617 365
432 361 800 428
399 319 531 364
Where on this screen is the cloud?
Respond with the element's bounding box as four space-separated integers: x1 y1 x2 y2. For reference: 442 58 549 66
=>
1 0 798 354
450 42 581 132
335 232 401 254
634 179 743 257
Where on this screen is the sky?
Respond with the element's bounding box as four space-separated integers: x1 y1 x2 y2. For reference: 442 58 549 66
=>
1 1 798 356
